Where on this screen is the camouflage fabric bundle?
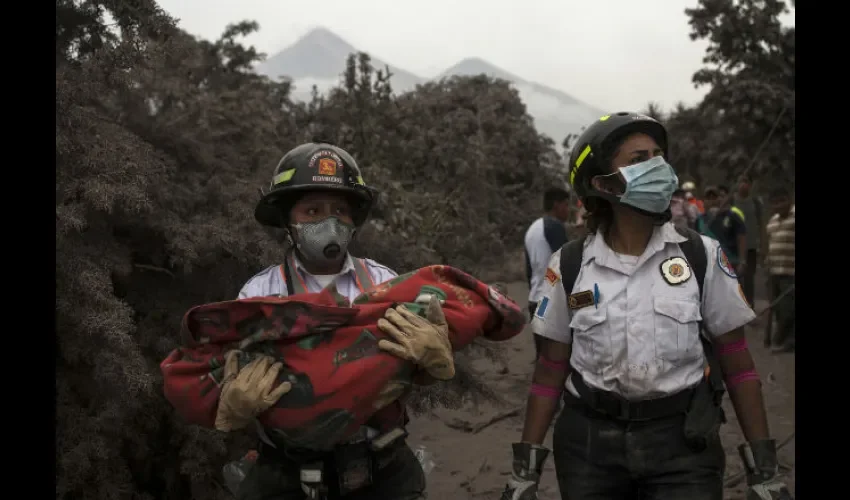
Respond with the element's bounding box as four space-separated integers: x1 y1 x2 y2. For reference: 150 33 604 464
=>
161 265 525 450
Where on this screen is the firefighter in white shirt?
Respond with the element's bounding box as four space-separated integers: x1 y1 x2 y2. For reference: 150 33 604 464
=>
227 142 429 500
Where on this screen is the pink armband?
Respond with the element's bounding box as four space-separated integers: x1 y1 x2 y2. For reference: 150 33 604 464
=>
717 338 748 356
530 383 562 399
538 356 569 372
724 369 760 389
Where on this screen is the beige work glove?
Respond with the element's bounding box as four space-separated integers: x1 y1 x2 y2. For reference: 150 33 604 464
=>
215 351 293 432
376 299 455 380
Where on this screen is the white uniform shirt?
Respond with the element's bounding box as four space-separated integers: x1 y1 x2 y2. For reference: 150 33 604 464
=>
238 252 397 447
524 216 569 303
531 223 755 400
238 253 397 303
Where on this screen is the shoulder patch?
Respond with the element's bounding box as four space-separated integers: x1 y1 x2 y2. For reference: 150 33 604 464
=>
545 267 560 286
716 247 737 278
535 296 550 319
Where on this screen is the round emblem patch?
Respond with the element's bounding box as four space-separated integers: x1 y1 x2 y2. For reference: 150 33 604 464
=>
716 247 737 278
660 257 692 285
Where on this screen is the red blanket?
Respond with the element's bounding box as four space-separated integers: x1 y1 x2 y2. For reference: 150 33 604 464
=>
161 265 525 450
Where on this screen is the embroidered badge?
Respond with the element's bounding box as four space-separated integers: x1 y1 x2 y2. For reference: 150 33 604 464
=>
318 157 337 176
716 246 737 278
567 290 594 310
545 267 559 286
660 257 691 285
535 296 549 319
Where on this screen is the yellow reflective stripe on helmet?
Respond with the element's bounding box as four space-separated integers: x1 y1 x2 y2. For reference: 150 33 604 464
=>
272 169 296 185
599 115 611 121
730 206 745 222
569 145 592 185
356 175 365 185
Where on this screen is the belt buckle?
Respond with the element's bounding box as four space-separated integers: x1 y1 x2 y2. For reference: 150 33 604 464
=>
335 440 373 495
339 457 372 494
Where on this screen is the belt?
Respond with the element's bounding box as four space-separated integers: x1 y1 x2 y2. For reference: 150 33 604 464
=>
257 422 381 451
257 428 407 500
258 426 407 466
565 369 696 421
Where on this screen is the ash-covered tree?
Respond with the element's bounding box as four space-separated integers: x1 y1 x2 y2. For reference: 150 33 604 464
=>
673 0 795 187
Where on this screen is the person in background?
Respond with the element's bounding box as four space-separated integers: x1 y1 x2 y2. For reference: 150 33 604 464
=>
734 173 764 306
575 199 587 227
682 180 705 214
524 188 571 357
670 188 700 230
765 186 795 353
700 185 748 279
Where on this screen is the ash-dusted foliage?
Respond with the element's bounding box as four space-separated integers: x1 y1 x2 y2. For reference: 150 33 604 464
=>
648 0 795 189
56 1 557 499
574 1 794 192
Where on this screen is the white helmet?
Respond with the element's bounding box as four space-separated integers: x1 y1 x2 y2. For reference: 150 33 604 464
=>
681 181 696 191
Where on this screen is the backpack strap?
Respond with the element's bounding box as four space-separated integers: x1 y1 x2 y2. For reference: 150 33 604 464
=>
730 205 746 224
559 236 589 297
351 257 375 293
282 252 308 295
673 226 726 410
673 226 707 297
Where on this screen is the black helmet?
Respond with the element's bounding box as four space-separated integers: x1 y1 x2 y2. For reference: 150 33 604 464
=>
568 112 669 206
254 143 378 228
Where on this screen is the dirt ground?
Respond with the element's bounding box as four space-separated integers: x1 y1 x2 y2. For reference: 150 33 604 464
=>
407 276 795 500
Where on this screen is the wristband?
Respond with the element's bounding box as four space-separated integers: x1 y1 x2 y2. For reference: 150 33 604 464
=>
717 338 748 355
537 355 568 372
530 383 562 400
725 368 759 389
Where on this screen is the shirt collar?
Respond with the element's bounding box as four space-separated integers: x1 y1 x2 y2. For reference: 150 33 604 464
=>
584 222 686 273
291 252 356 279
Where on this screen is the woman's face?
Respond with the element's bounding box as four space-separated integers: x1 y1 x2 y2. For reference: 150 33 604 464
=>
592 133 664 195
290 191 354 225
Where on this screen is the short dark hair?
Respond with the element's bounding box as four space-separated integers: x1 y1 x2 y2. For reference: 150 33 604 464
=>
544 188 571 211
716 184 730 195
704 186 721 199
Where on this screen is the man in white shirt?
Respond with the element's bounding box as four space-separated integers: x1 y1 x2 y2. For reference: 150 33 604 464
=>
523 187 570 356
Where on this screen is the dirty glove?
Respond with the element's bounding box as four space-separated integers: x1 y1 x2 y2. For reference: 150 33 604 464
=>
500 442 550 500
215 351 293 432
377 299 455 380
738 440 794 500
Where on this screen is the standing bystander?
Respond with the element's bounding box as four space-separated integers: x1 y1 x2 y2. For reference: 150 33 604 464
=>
765 186 795 353
524 188 570 357
734 173 764 305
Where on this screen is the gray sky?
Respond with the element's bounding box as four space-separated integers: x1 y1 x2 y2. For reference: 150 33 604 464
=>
155 0 794 112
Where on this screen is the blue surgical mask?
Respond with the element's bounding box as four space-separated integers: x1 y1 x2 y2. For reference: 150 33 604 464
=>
615 157 679 214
